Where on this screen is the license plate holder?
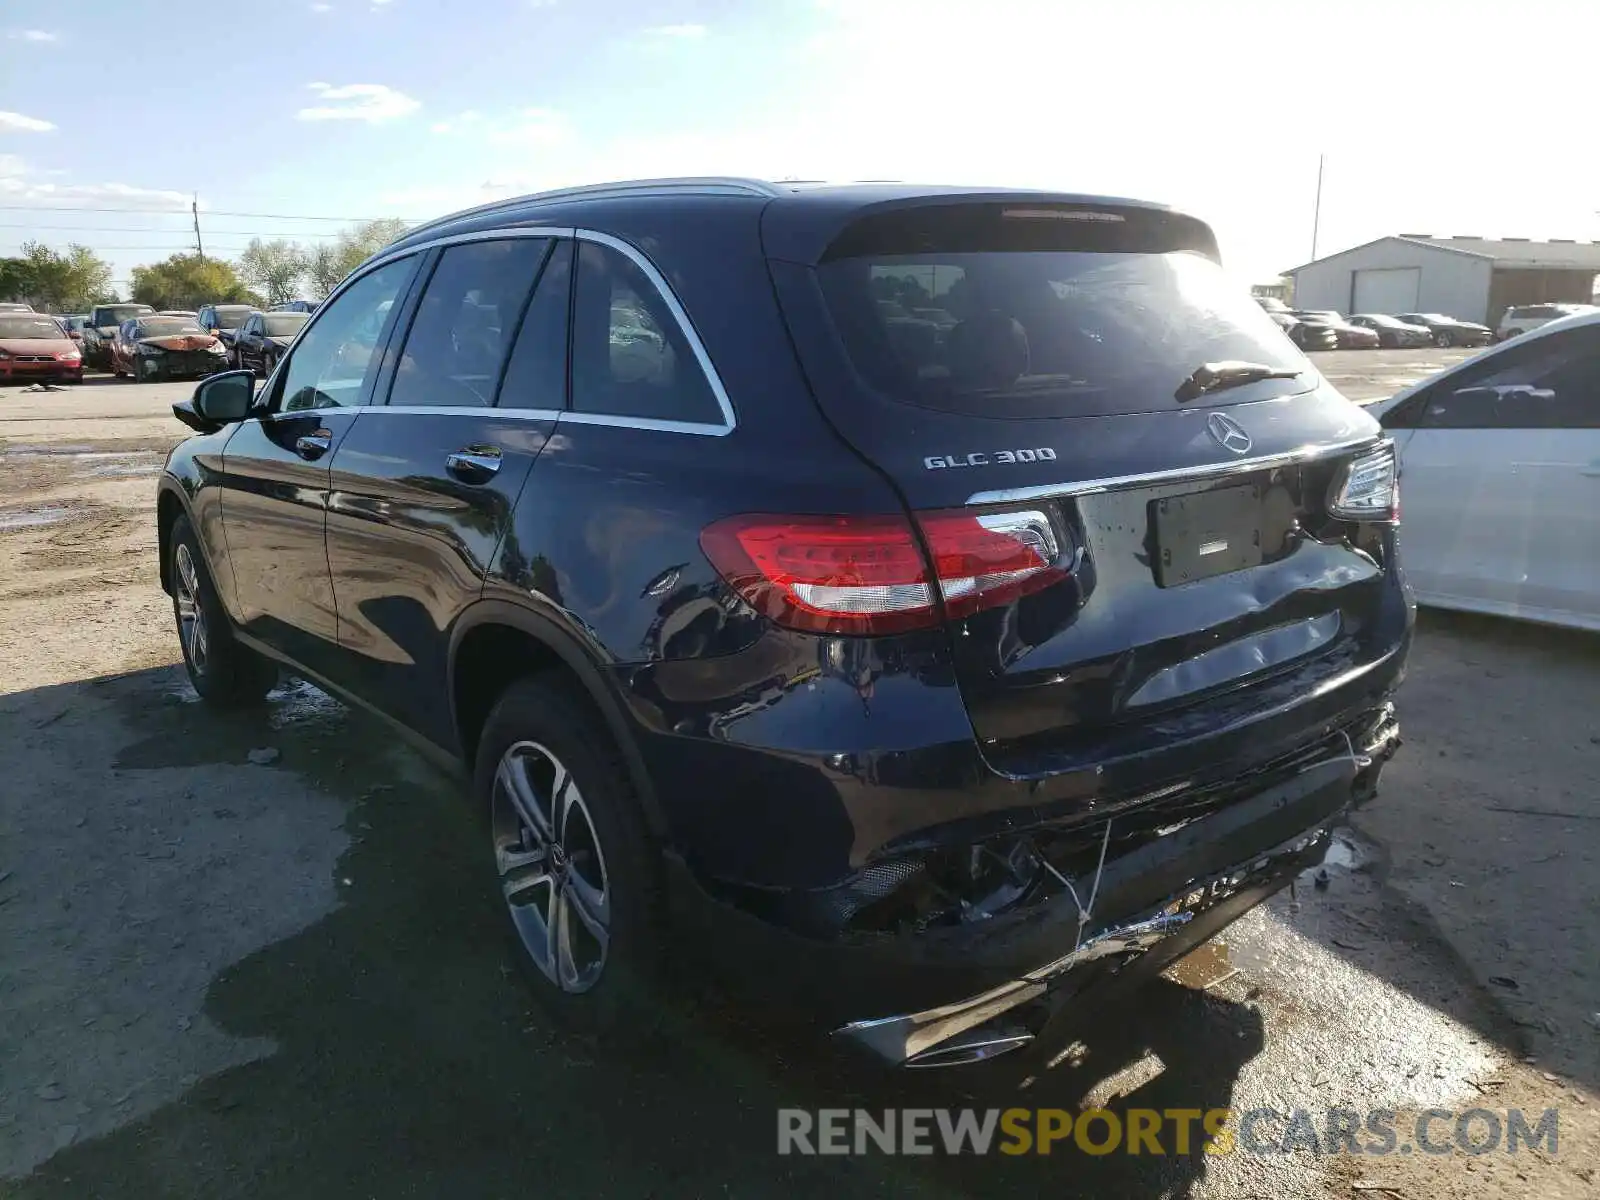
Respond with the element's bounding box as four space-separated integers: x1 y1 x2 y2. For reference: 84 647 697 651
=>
1152 483 1264 587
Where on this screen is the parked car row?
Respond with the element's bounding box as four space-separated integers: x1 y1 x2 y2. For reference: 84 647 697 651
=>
1254 297 1493 349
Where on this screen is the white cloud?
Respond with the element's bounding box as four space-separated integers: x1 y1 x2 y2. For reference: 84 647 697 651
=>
7 29 58 42
296 82 420 123
643 23 706 37
429 108 568 148
485 108 569 148
308 3 332 11
0 110 55 133
429 110 482 135
0 156 187 210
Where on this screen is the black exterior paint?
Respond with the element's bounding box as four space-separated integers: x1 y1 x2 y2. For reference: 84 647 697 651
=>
158 184 1411 977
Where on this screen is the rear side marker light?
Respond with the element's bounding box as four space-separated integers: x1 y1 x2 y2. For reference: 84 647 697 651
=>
700 509 1067 636
1328 444 1399 522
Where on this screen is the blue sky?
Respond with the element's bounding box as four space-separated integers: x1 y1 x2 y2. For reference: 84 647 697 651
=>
3 0 1597 291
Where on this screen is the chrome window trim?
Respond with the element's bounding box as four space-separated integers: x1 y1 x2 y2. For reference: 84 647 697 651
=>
341 225 737 437
965 436 1384 505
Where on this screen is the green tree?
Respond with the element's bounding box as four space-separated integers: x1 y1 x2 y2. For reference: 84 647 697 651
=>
6 242 114 311
238 238 310 305
130 253 262 311
305 218 410 299
0 257 29 303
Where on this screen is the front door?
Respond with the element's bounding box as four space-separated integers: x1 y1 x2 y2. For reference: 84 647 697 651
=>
1385 323 1600 623
324 236 571 747
219 254 422 677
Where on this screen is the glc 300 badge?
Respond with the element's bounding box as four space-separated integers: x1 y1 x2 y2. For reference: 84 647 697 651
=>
923 447 1058 470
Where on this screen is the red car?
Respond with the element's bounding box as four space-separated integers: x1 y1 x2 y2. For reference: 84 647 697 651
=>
109 315 231 382
0 311 83 384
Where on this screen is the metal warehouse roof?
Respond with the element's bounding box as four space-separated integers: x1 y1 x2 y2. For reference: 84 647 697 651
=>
1288 235 1600 275
1407 236 1600 269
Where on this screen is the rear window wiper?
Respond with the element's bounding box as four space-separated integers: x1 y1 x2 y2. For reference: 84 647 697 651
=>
1175 361 1302 402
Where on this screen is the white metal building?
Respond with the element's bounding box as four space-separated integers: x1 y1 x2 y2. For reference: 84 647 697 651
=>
1285 236 1600 324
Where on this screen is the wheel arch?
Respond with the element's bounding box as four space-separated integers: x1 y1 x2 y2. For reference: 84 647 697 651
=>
448 599 667 840
155 476 192 596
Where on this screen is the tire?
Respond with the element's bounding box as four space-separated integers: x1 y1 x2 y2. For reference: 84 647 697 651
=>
169 515 277 706
474 676 666 1032
1435 331 1453 348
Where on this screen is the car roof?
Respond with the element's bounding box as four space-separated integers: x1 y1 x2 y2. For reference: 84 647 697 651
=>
385 176 1215 266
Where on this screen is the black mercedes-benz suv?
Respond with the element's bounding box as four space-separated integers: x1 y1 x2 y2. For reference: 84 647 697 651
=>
156 178 1410 1068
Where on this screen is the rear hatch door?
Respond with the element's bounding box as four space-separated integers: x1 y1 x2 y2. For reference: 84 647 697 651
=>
764 198 1390 765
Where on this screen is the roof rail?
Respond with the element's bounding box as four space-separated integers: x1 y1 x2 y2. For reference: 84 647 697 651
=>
401 177 783 240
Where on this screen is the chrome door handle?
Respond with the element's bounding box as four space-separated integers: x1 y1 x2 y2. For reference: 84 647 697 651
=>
294 428 333 460
445 446 502 480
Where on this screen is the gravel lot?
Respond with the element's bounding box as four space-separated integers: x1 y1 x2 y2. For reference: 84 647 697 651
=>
1 357 1595 1199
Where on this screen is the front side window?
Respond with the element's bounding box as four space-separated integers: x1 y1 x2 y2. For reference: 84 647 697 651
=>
276 256 418 412
387 238 550 408
1398 327 1600 430
569 239 723 425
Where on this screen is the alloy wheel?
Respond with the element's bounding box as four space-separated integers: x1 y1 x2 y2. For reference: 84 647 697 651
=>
492 740 611 993
173 543 208 675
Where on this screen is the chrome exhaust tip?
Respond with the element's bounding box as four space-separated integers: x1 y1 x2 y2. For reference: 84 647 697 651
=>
903 1025 1035 1069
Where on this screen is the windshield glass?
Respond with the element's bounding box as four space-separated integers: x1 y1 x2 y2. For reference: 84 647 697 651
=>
263 313 309 337
213 307 254 329
819 249 1305 417
0 315 65 339
136 318 204 337
93 305 151 327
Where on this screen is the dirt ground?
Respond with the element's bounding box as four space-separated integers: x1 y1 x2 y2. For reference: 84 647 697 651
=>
1 360 1596 1199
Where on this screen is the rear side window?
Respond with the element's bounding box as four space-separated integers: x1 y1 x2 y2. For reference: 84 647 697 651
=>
818 244 1305 419
569 239 723 426
387 238 551 408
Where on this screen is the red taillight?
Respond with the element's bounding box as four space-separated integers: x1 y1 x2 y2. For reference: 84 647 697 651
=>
700 514 937 634
917 508 1066 618
700 509 1066 636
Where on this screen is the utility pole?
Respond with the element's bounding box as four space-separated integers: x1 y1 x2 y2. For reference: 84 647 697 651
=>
192 194 204 262
1310 154 1325 262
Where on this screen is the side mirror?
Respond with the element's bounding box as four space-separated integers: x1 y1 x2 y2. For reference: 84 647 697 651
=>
173 370 255 432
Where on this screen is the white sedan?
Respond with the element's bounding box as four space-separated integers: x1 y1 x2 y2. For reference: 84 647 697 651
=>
1368 310 1600 632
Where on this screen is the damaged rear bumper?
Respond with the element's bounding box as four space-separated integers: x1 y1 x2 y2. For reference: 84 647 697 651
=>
670 714 1398 1065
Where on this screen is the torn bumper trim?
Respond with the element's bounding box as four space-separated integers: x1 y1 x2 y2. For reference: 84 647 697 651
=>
836 825 1332 1067
834 755 1361 1066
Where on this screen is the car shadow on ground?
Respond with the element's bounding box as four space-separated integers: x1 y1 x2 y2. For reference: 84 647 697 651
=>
8 617 1596 1195
10 664 1264 1198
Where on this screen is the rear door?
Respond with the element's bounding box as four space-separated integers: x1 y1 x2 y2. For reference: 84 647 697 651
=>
767 200 1393 758
1383 324 1600 623
322 235 570 746
219 254 422 677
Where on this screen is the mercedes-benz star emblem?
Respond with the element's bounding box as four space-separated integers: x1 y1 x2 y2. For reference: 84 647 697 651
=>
1206 411 1252 456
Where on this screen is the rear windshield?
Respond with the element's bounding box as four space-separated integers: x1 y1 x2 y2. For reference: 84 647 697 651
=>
818 249 1306 418
263 313 308 336
93 305 151 326
0 315 63 339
